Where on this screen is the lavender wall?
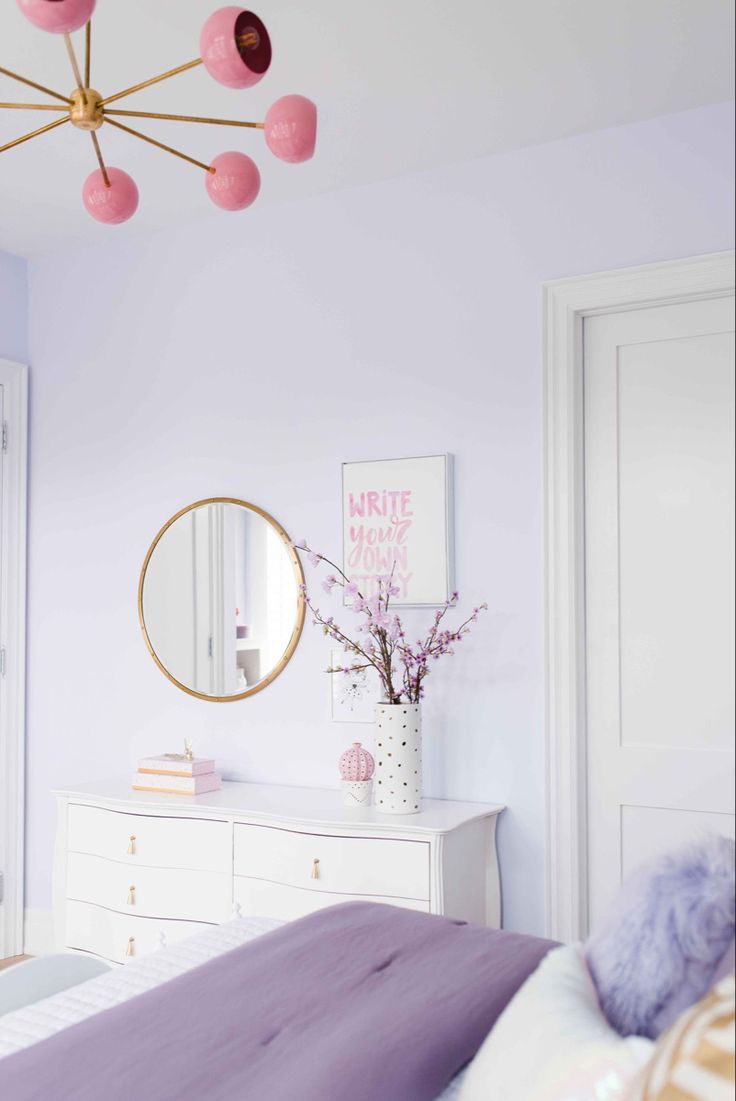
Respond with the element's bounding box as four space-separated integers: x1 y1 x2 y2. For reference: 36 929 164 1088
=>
0 249 27 363
26 102 735 935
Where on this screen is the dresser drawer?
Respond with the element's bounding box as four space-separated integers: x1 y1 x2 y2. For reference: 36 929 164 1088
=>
234 876 431 921
65 900 209 965
67 852 230 924
67 803 230 873
234 823 430 900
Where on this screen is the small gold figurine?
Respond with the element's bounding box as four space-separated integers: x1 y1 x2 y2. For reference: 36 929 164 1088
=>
184 739 194 761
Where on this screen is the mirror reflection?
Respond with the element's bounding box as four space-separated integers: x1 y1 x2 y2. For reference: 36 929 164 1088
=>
140 500 304 700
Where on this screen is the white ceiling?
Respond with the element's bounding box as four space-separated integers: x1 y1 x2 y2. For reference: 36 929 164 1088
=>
1 0 733 257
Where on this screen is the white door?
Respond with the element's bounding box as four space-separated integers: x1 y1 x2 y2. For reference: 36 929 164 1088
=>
584 294 736 931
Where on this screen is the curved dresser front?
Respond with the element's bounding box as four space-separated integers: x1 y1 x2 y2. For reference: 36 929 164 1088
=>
53 780 505 965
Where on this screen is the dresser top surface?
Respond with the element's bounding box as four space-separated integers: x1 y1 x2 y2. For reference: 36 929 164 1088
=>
54 779 504 835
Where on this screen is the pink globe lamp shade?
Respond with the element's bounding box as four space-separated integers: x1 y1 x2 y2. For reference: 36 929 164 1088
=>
17 0 96 34
200 7 271 89
206 152 260 211
264 95 317 164
82 167 139 225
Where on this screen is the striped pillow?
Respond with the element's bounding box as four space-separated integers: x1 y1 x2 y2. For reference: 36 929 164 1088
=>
631 974 734 1101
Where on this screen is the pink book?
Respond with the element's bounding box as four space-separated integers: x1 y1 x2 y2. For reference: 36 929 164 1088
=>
132 772 222 795
137 754 216 777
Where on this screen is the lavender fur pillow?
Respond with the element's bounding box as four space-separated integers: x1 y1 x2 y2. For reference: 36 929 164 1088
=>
586 834 735 1039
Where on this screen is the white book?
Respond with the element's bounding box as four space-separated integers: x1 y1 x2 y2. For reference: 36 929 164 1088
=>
137 754 216 777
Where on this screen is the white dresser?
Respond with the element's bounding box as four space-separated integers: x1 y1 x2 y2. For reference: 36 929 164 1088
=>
53 780 504 965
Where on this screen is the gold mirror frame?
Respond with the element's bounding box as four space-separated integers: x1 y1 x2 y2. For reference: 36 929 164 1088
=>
138 497 305 702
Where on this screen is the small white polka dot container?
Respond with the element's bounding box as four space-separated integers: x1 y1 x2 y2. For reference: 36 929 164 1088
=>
341 779 373 807
374 703 422 814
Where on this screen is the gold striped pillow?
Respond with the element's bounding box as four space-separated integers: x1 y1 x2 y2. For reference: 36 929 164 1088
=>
631 974 735 1101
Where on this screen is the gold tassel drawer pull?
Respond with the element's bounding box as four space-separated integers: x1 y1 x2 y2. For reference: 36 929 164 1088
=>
127 884 136 905
127 835 136 855
125 937 135 958
311 858 320 880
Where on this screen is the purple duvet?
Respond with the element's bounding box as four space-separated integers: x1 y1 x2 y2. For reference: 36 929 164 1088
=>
0 902 555 1101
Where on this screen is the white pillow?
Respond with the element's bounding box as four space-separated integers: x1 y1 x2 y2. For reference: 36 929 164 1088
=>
460 944 654 1101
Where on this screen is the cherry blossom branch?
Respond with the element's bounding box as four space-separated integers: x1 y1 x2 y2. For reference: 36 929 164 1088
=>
296 537 487 705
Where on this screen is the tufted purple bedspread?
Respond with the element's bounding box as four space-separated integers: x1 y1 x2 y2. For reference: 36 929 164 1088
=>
0 902 555 1101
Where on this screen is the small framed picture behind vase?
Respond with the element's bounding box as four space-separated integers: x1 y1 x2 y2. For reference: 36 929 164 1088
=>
342 454 454 607
330 649 381 723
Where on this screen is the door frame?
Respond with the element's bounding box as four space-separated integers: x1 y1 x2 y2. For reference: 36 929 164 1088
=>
543 251 735 942
0 358 28 958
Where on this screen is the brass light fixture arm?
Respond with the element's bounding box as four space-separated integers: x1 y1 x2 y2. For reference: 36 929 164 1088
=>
0 65 70 104
63 33 85 95
0 101 69 111
90 130 110 187
99 31 259 107
99 58 204 107
104 116 214 173
84 21 91 89
105 108 264 129
0 114 69 155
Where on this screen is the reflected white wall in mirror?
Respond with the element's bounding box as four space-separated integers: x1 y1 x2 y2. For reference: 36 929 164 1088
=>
139 499 304 701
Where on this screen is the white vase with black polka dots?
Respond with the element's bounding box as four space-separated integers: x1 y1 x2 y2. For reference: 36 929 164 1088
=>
374 703 422 814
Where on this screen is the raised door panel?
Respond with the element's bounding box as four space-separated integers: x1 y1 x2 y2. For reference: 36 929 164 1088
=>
234 823 430 900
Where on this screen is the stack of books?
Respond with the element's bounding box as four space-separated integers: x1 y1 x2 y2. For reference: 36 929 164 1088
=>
132 753 222 795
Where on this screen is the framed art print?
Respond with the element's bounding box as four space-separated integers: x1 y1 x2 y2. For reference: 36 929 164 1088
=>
330 648 381 722
341 454 454 606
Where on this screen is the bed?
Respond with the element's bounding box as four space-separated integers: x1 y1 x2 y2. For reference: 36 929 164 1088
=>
0 916 281 1060
0 903 554 1101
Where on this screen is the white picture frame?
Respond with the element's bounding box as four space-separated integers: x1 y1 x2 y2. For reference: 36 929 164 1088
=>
329 648 381 723
341 454 454 607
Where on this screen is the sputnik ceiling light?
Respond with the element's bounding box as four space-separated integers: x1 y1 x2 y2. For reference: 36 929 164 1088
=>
1 0 317 224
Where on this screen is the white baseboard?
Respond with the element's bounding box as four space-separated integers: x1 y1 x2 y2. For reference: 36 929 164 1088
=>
24 909 55 956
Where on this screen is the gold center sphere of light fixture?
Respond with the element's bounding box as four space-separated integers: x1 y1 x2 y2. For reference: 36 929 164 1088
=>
69 87 103 130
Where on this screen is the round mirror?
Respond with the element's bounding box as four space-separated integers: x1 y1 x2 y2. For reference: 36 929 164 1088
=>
139 499 305 701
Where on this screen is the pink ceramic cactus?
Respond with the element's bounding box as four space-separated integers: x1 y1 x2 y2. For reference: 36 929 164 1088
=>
339 742 374 782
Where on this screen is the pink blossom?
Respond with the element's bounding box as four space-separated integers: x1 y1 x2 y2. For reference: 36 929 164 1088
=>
299 535 487 704
387 617 402 641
